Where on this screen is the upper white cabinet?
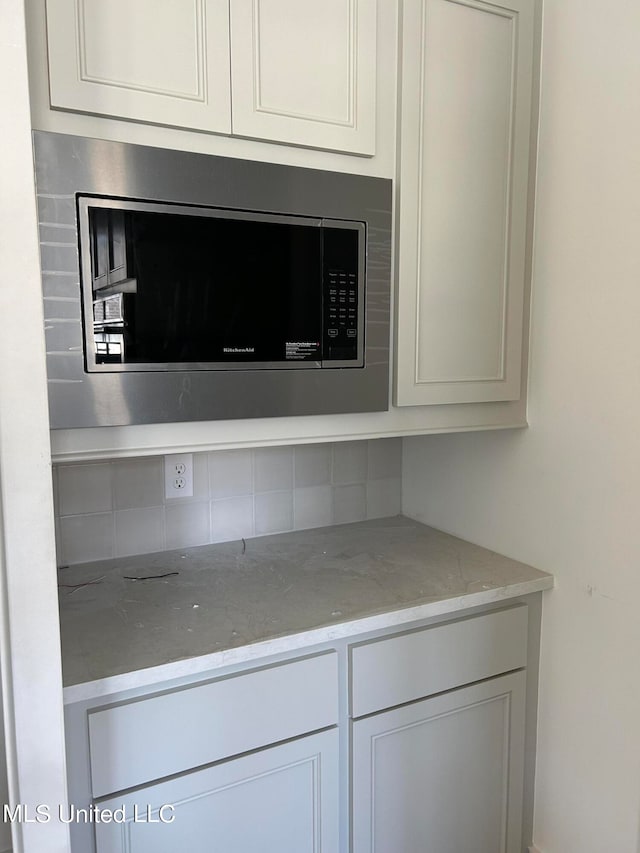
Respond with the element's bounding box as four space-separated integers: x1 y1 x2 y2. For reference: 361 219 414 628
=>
45 0 232 134
230 0 376 154
395 0 536 405
44 0 377 155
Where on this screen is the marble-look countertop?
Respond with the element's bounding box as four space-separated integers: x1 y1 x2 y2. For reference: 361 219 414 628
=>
58 516 553 702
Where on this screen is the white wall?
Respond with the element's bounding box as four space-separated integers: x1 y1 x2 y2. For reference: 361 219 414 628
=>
402 1 640 851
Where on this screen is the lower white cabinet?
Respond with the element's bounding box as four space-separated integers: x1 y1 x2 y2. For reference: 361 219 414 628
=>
65 605 537 853
352 671 526 853
94 728 339 853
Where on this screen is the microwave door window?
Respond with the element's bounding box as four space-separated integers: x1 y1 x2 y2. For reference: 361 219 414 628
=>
87 206 323 368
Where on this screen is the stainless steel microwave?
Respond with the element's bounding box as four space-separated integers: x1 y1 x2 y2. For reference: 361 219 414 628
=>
33 132 392 428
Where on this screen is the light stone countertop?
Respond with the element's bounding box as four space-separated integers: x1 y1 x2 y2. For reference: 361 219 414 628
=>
58 516 553 702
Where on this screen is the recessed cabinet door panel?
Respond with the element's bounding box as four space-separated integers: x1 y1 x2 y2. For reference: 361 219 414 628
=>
95 729 339 853
395 0 535 404
352 672 526 853
45 0 231 133
230 0 377 155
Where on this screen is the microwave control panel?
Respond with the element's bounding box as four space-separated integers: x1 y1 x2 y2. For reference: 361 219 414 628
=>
325 269 358 356
322 224 361 362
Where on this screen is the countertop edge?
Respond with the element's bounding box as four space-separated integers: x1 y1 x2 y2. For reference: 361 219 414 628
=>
63 574 554 704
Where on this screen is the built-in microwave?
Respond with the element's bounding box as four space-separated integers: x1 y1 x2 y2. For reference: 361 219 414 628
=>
33 132 392 428
80 197 365 372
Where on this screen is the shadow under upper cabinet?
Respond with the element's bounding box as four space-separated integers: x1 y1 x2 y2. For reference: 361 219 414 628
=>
34 131 392 429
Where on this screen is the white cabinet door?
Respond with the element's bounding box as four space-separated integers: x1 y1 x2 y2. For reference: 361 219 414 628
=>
230 0 377 154
395 0 536 405
45 0 231 133
95 728 339 853
352 671 526 853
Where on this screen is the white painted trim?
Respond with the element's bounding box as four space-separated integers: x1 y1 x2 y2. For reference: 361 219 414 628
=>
49 417 528 463
0 2 70 851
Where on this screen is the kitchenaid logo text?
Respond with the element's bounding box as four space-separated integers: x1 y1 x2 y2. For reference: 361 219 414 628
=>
3 804 175 824
223 347 255 353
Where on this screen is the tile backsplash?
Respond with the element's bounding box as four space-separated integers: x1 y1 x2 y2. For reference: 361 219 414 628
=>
54 439 402 566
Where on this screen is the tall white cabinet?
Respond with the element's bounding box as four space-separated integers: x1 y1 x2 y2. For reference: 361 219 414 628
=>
395 0 536 405
44 0 377 155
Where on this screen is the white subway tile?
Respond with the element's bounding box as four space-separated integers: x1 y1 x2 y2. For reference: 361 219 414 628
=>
294 444 331 487
254 447 293 493
51 466 60 516
165 501 210 549
255 492 294 535
332 484 366 524
59 513 114 565
294 486 333 530
366 477 402 519
113 457 164 510
56 436 402 564
209 449 253 498
57 463 112 516
115 507 165 557
54 515 62 567
332 441 368 485
211 496 254 543
367 438 403 480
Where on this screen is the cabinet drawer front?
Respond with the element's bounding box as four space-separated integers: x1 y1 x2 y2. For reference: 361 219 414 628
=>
350 606 527 717
89 652 338 798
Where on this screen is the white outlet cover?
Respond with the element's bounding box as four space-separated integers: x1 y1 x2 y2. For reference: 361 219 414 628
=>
164 453 194 499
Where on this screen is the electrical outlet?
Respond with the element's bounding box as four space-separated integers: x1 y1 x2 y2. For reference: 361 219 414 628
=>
164 453 193 499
